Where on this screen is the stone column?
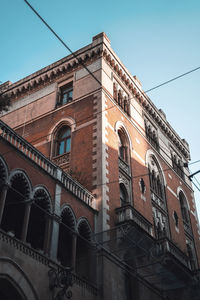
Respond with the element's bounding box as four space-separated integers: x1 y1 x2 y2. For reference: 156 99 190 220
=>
49 214 60 259
71 234 77 270
21 202 31 242
0 184 9 226
44 215 52 255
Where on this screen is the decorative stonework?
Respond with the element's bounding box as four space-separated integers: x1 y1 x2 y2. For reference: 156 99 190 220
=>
2 47 103 101
102 47 189 159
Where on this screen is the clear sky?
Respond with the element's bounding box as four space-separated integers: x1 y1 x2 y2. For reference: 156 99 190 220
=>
1 0 200 219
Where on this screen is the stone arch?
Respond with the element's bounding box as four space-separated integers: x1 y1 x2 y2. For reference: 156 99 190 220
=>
26 186 52 251
57 205 76 267
0 155 9 187
49 118 76 158
76 217 92 280
145 149 166 186
1 169 32 240
114 121 133 151
177 188 190 224
0 258 38 300
177 187 190 210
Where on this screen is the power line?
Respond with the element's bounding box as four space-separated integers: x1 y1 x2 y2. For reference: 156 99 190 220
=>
144 66 200 93
23 0 101 87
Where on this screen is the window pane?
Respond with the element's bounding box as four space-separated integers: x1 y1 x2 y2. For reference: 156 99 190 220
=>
59 141 65 155
66 138 71 152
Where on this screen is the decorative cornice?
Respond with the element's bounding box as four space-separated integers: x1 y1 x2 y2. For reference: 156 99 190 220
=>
102 48 190 159
3 46 103 100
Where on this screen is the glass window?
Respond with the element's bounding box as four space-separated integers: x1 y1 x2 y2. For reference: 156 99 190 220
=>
61 84 73 105
56 126 71 156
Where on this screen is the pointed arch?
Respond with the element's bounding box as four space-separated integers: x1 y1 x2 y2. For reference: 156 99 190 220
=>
146 149 166 186
0 155 9 187
1 169 32 240
114 121 133 151
27 186 52 251
76 217 92 280
57 205 76 267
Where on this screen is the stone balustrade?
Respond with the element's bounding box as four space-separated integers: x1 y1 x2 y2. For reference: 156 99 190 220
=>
115 204 153 235
0 120 94 208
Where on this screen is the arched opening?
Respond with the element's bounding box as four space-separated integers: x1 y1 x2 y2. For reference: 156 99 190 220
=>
0 278 25 300
1 172 30 239
57 207 75 267
0 158 7 189
148 155 169 239
76 219 92 280
120 183 129 206
118 129 130 163
179 191 190 225
55 126 71 156
27 188 51 251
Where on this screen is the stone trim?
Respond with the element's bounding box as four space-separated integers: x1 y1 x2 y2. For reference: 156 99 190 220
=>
102 47 190 159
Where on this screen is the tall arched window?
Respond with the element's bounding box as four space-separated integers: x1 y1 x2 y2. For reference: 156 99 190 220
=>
120 183 128 206
27 188 51 252
57 206 76 267
179 191 190 225
118 129 130 163
148 155 169 239
56 126 71 156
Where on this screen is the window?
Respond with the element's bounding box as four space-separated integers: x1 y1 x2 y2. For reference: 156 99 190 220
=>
171 152 184 180
57 82 73 106
179 191 190 224
118 129 129 163
113 82 130 116
56 126 71 156
144 120 159 151
120 183 128 206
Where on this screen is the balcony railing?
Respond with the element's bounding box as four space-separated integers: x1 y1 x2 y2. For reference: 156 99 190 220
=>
0 120 94 208
0 229 98 295
115 204 153 235
157 238 191 269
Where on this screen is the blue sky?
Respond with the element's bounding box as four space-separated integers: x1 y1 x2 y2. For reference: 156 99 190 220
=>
1 0 200 218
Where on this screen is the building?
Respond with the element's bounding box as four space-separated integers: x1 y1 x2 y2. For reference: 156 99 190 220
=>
0 32 200 300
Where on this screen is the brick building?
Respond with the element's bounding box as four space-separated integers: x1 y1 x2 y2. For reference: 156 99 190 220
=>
0 32 200 300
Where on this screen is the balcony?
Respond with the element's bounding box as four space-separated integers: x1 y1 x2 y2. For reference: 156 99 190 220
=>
52 152 70 172
115 204 153 236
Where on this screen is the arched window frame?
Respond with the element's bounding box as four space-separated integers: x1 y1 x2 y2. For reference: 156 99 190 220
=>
27 186 52 252
57 205 76 267
55 126 71 156
119 183 129 206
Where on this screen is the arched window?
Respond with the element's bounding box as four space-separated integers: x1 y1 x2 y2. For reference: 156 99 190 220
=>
120 183 128 206
76 219 92 280
118 129 129 163
179 191 190 225
56 126 71 156
57 206 76 267
148 158 165 201
1 171 31 240
27 188 51 252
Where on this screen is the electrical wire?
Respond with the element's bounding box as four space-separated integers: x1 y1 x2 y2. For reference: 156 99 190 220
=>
144 66 200 93
23 0 102 87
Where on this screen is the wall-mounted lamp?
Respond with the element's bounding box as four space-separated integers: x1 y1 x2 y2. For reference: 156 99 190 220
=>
48 267 73 300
